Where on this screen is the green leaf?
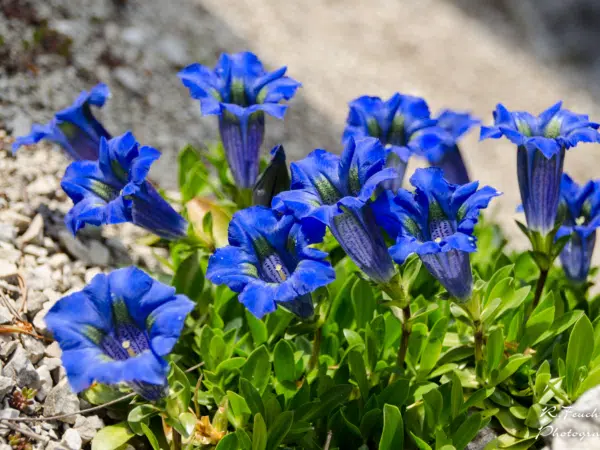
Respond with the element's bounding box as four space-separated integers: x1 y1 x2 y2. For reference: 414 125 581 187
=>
348 350 370 402
379 404 404 450
378 378 410 409
449 371 463 420
577 365 600 397
352 278 376 330
239 378 265 418
452 412 484 450
91 423 134 450
566 315 594 397
493 355 531 386
140 423 160 450
167 364 191 418
296 385 353 422
246 310 268 346
266 411 294 450
172 252 204 303
178 412 197 438
419 317 448 376
360 408 383 442
252 413 268 450
83 384 125 405
532 310 584 346
410 431 432 450
486 327 504 374
409 303 439 323
227 391 252 428
241 346 271 395
216 433 239 450
273 340 296 382
236 429 253 450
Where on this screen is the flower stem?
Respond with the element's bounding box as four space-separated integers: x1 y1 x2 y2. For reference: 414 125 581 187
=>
531 268 548 311
473 321 484 362
309 326 323 371
172 429 182 450
396 305 412 370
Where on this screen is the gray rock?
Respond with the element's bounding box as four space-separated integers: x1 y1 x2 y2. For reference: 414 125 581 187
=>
39 357 62 372
0 376 13 401
88 241 110 267
21 335 46 365
1 344 40 388
33 307 50 334
0 243 22 263
27 290 48 316
157 36 189 66
57 231 110 267
0 260 17 280
17 214 44 246
45 442 69 450
113 67 144 94
61 428 82 450
10 111 32 138
0 306 12 325
0 336 18 359
48 253 70 269
467 426 498 449
24 244 49 258
45 342 62 359
550 385 600 449
43 379 80 424
0 224 17 244
26 176 59 197
73 415 104 443
36 365 52 402
25 266 54 291
0 210 32 232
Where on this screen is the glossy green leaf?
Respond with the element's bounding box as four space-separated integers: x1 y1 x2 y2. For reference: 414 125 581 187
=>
566 315 594 397
241 346 271 395
266 411 294 450
379 404 403 450
252 413 268 450
349 350 370 402
352 278 376 330
273 340 296 382
91 423 134 450
216 433 239 450
239 378 266 418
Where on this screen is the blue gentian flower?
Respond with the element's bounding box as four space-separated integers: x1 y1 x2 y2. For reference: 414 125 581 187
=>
421 110 479 185
373 168 500 301
480 102 600 235
61 131 188 240
342 94 447 192
273 137 397 284
556 174 600 283
206 206 335 318
178 52 301 189
13 83 111 160
44 267 194 400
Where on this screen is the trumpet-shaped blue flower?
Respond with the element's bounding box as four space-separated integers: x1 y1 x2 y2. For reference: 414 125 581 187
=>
421 110 479 185
179 52 301 188
342 94 447 192
13 83 111 160
273 137 397 284
44 267 194 400
61 131 187 240
480 102 600 235
207 207 335 318
556 174 600 283
373 168 500 300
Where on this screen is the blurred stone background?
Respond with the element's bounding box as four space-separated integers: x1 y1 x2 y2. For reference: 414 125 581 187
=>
1 0 600 250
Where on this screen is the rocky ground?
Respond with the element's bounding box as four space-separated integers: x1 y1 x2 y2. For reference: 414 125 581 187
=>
0 134 168 449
